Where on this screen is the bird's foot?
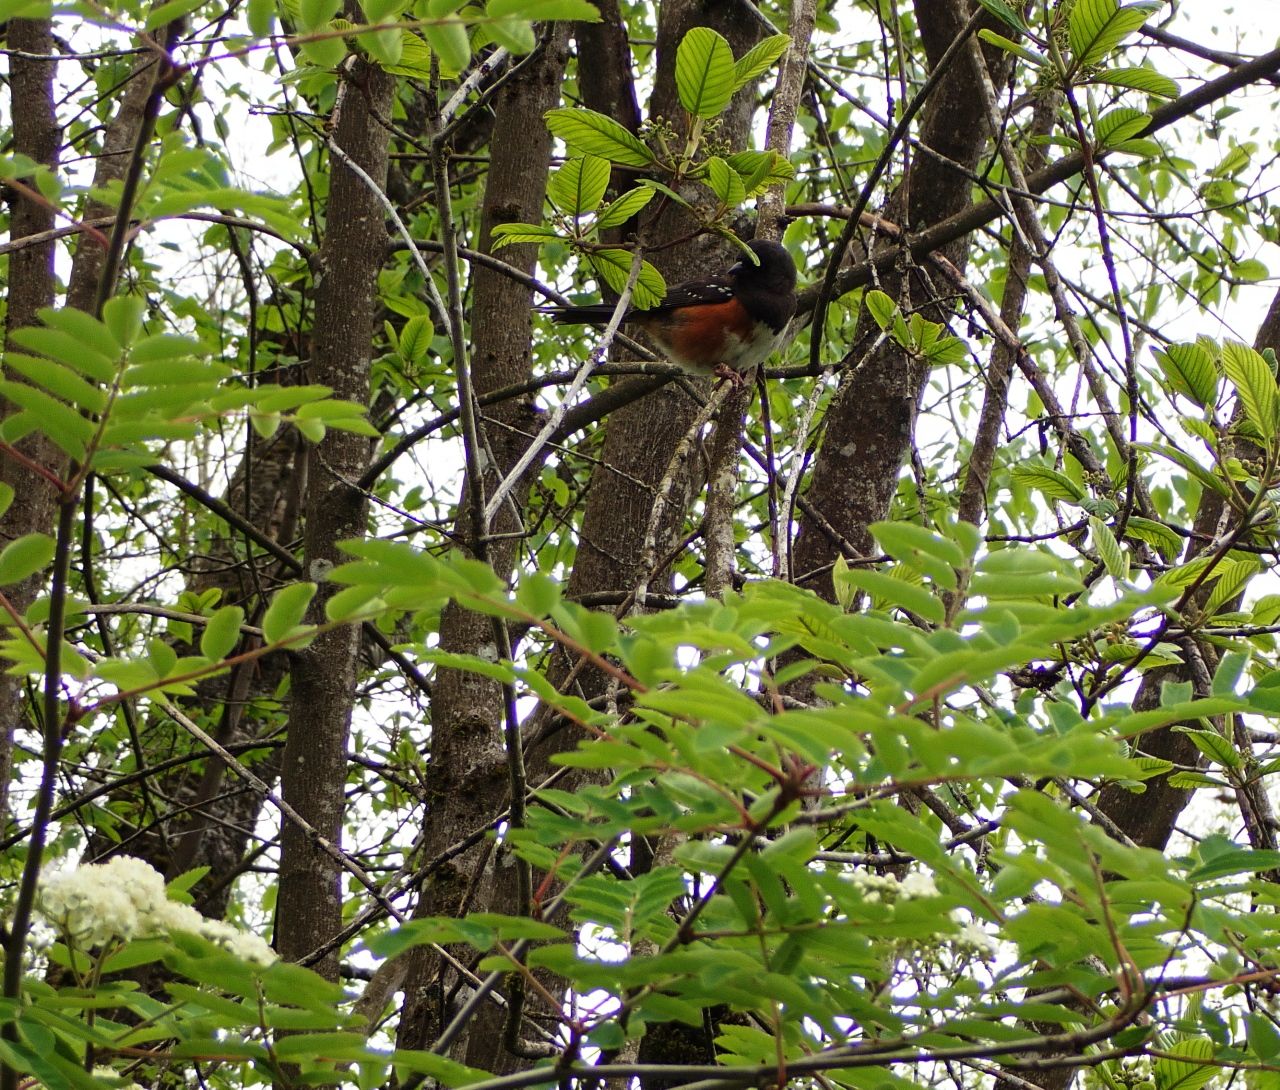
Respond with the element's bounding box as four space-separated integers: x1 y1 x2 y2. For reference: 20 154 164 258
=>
712 363 748 388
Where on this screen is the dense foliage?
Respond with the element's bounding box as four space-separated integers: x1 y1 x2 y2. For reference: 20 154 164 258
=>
1 0 1279 1088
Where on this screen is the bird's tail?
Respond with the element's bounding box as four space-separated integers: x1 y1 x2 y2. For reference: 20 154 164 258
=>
538 303 618 326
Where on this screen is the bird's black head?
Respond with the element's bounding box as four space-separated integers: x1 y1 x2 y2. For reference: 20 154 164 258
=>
729 238 798 294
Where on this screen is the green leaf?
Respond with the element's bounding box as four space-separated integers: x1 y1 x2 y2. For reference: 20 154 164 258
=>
262 582 317 643
486 0 599 20
594 186 654 230
200 605 244 661
1087 65 1178 97
703 155 746 207
839 569 945 624
1247 1013 1280 1063
1153 1036 1217 1090
0 533 54 586
1153 342 1218 407
1095 106 1150 148
487 11 535 54
730 32 790 91
548 155 611 216
299 0 339 29
864 289 898 330
977 29 1046 66
247 0 275 35
675 26 735 118
588 249 666 310
973 0 1030 32
422 17 469 77
1010 463 1085 503
490 222 561 248
398 315 434 365
144 0 207 28
1068 0 1158 69
1221 340 1278 439
1089 517 1128 582
2 355 107 414
544 108 655 168
380 30 433 78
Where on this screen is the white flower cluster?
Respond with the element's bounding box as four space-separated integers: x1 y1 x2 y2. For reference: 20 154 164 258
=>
849 868 940 904
947 917 999 959
38 855 276 966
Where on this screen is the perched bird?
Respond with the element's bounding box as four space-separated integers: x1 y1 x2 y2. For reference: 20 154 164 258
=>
543 238 798 384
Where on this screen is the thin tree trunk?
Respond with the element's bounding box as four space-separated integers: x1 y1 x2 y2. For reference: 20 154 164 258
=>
276 57 395 977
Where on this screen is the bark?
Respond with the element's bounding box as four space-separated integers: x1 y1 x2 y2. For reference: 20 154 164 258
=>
276 57 395 977
395 27 571 1059
1091 288 1280 852
791 0 1000 596
0 18 60 830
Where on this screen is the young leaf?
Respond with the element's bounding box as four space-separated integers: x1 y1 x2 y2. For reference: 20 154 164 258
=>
1086 65 1177 97
262 582 317 644
588 249 666 310
864 289 898 330
973 0 1030 33
675 26 735 119
1094 107 1150 148
1152 342 1218 407
544 108 655 168
977 29 1046 67
200 605 245 662
547 155 611 216
0 533 55 586
1068 0 1159 70
423 17 469 77
730 33 790 91
1221 340 1278 440
594 186 654 230
703 156 746 207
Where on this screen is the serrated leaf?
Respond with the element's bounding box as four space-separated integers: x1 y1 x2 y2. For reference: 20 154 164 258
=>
1095 106 1150 148
1123 516 1183 561
1153 342 1218 407
544 108 654 168
547 155 610 216
974 0 1030 32
380 30 433 78
730 32 790 90
1010 463 1085 503
1221 340 1278 440
490 222 561 248
398 315 434 365
1089 516 1128 582
1068 0 1158 69
839 569 945 624
675 26 735 118
703 155 746 207
1178 727 1240 769
588 249 666 310
262 582 317 644
1133 442 1230 497
1087 65 1177 97
594 186 654 230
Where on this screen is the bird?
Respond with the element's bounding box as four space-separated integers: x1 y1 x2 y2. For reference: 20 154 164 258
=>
542 238 798 385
